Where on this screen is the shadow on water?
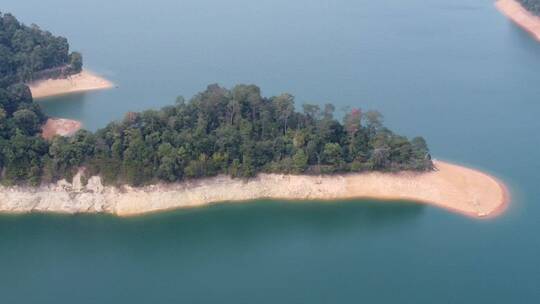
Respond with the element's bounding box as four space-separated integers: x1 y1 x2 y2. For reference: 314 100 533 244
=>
507 22 540 54
0 200 426 251
37 93 90 121
131 199 426 235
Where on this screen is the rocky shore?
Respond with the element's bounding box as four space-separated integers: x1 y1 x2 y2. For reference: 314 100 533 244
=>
0 161 509 219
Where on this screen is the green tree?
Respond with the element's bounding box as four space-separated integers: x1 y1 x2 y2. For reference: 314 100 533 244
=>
13 109 40 135
69 52 83 73
292 149 308 173
323 143 342 166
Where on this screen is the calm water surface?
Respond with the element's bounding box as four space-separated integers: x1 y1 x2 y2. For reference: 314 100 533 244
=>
1 0 540 303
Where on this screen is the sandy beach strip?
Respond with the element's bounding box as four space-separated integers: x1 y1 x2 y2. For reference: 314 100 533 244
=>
0 161 509 219
496 0 540 41
41 118 82 140
28 70 114 99
344 161 508 219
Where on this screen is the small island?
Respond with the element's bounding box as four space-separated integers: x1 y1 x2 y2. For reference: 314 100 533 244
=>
496 0 540 41
0 13 509 219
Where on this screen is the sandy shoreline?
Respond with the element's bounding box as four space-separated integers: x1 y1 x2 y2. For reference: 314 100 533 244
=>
28 70 114 99
0 161 509 219
342 161 509 219
496 0 540 41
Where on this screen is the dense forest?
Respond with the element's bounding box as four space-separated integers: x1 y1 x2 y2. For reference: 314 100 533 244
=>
1 82 434 187
0 13 433 187
0 12 79 185
519 0 540 15
0 12 82 86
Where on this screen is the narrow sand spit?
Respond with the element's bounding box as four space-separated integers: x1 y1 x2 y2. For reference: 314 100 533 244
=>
41 118 82 140
0 161 509 219
28 70 114 99
344 161 508 218
496 0 540 41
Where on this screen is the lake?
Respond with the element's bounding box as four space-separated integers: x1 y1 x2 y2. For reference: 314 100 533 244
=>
1 0 539 303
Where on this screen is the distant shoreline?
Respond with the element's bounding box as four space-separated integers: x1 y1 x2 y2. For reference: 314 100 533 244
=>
0 161 509 219
28 69 114 99
496 0 540 41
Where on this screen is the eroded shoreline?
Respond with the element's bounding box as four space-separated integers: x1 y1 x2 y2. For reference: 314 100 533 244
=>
41 118 82 140
496 0 540 41
0 161 509 219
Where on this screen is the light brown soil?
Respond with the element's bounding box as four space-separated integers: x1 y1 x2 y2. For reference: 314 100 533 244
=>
41 118 82 140
29 70 114 99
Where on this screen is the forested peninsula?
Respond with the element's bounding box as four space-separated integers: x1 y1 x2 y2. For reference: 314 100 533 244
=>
0 12 82 86
0 12 82 185
0 13 509 219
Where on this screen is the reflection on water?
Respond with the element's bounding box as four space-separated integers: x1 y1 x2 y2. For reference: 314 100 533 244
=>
0 200 426 251
129 199 426 237
507 23 540 54
38 93 90 122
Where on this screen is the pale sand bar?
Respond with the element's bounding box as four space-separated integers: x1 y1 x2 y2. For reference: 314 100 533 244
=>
0 161 509 219
41 118 82 140
496 0 540 41
29 70 114 99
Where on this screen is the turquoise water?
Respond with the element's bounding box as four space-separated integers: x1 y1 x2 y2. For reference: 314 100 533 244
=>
1 0 540 302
